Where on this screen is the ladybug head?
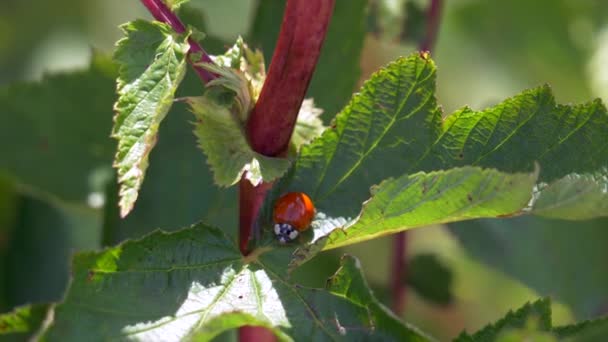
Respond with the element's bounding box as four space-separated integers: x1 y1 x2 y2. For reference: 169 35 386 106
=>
274 223 299 243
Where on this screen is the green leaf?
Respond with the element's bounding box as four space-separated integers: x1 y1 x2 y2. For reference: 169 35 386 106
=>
0 57 116 204
455 298 552 342
326 255 432 341
324 167 536 250
555 316 608 341
102 95 237 244
416 90 608 184
406 254 454 306
289 167 537 268
283 55 440 221
43 224 431 341
112 20 190 217
187 93 290 187
187 38 290 187
0 304 51 341
268 53 607 263
249 0 368 119
450 216 608 318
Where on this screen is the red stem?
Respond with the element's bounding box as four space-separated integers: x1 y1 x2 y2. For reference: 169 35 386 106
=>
391 232 408 314
238 180 272 254
246 0 335 157
140 0 216 82
238 0 335 254
391 0 444 316
238 1 334 341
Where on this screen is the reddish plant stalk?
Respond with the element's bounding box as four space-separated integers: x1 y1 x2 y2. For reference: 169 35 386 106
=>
246 0 336 157
140 0 216 82
238 180 272 254
391 232 408 314
238 1 334 341
391 0 444 315
238 0 335 254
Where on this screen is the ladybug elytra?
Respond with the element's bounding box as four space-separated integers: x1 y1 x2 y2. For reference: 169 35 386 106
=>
272 192 315 243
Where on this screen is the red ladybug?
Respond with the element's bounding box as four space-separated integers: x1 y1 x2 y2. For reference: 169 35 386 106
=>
273 192 315 243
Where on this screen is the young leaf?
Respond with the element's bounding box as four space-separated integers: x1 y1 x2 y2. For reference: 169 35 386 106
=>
0 56 116 204
187 39 290 186
166 0 190 10
112 20 190 217
0 304 51 341
187 93 290 187
43 224 431 341
103 93 237 244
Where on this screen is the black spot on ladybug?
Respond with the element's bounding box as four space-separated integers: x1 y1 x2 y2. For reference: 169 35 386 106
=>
467 194 473 202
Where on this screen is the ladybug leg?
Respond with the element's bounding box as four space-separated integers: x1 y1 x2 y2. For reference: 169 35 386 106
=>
274 223 299 243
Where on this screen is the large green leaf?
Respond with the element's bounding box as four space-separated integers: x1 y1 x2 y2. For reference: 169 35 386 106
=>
249 0 368 119
282 54 440 220
0 56 116 204
450 216 608 319
43 224 431 341
264 53 607 262
112 20 190 217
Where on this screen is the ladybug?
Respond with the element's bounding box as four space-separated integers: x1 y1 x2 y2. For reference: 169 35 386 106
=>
272 192 315 243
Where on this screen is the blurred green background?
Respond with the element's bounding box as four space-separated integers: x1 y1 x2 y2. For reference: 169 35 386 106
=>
1 0 608 340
